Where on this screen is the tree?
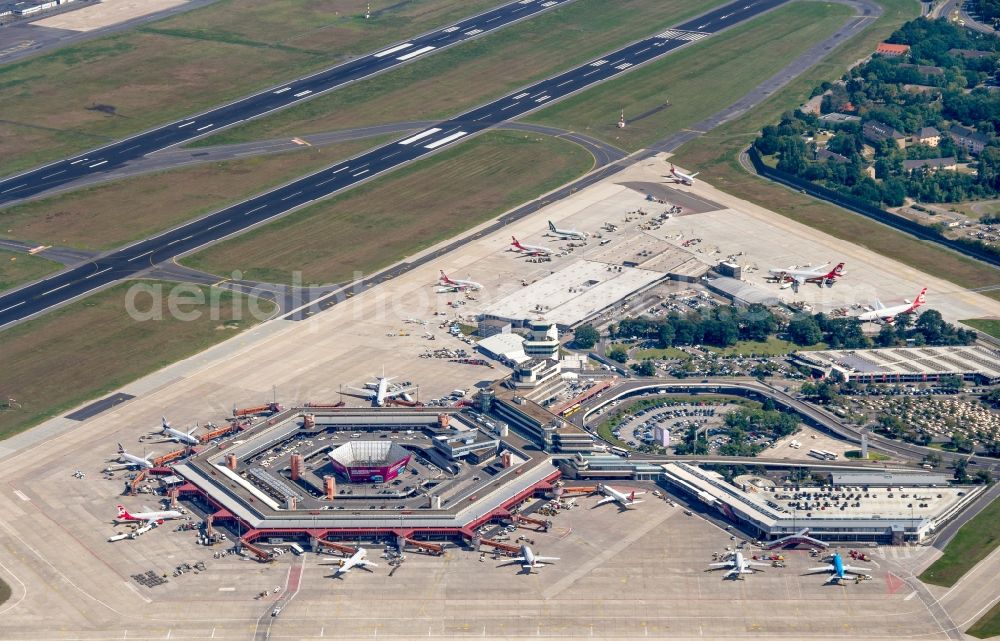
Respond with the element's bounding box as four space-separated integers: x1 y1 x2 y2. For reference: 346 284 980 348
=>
876 324 898 347
954 459 970 483
637 360 656 377
938 375 964 392
923 452 942 468
974 469 992 485
607 347 628 364
573 324 599 349
788 316 822 346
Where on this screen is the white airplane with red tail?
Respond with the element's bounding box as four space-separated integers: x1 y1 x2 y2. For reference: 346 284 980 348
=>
668 164 699 186
438 270 483 292
768 262 845 291
115 504 183 524
510 236 553 256
596 484 645 509
858 288 927 324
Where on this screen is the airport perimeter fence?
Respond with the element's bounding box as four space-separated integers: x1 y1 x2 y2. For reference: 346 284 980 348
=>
745 147 1000 269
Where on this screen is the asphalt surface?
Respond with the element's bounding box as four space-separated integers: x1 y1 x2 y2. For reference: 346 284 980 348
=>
2 121 625 203
0 0 792 329
0 0 579 205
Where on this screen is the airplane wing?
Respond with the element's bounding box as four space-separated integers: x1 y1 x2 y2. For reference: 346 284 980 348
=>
533 556 559 564
804 565 834 574
793 274 807 285
498 557 528 567
626 499 644 505
360 560 379 569
747 561 771 568
343 386 376 398
842 564 870 575
595 496 617 506
707 562 730 569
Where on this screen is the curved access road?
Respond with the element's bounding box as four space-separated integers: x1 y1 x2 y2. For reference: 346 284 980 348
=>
0 0 580 205
0 0 792 330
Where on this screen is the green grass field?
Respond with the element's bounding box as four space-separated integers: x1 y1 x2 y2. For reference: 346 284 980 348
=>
844 450 891 461
919 494 1000 587
191 0 724 148
960 319 1000 339
967 599 1000 639
0 249 60 292
182 131 595 284
706 338 828 357
526 1 853 151
665 0 1000 302
0 0 502 175
0 282 273 441
0 137 386 252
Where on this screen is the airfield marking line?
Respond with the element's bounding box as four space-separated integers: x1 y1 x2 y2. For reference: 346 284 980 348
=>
0 301 25 313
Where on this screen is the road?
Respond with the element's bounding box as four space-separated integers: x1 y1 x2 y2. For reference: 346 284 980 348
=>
0 0 792 330
570 377 1000 475
0 0 579 205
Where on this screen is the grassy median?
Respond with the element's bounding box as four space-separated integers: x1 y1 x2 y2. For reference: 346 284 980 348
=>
0 249 61 292
960 319 1000 339
190 0 725 147
0 282 273 441
526 1 853 150
0 137 389 252
0 0 504 176
968 600 1000 639
919 494 1000 587
182 130 594 284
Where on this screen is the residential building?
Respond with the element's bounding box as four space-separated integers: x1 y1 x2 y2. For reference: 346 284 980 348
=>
948 125 990 156
911 126 941 147
875 42 910 56
863 120 907 149
902 157 957 172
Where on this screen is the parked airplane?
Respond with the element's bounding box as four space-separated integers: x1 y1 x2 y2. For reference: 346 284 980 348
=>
499 544 559 573
510 236 553 256
547 220 586 240
805 552 871 584
438 270 483 292
706 551 769 580
322 548 378 577
595 484 645 509
768 262 844 290
114 443 155 470
158 416 200 446
668 163 699 186
344 370 417 407
115 504 183 524
857 288 926 324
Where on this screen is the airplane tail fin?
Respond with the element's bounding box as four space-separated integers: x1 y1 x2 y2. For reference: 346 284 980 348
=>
548 221 557 232
914 287 927 307
117 442 125 454
826 263 845 279
116 504 131 519
511 236 524 249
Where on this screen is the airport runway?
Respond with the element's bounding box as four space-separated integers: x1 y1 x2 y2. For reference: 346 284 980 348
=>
0 0 792 330
0 0 578 205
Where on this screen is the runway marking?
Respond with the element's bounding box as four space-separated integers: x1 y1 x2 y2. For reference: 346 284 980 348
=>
195 124 214 131
635 46 651 55
177 121 196 128
534 95 551 102
904 591 918 601
69 158 87 164
85 268 111 279
442 26 459 33
0 301 25 313
118 144 140 154
424 130 467 149
206 219 231 231
485 15 501 22
42 169 66 179
501 102 519 110
244 205 267 215
397 45 435 61
127 250 154 262
293 90 312 98
273 87 291 94
541 0 556 5
1 183 26 193
589 59 608 66
556 79 574 87
657 28 711 41
351 169 370 177
513 92 530 99
614 62 633 70
374 42 413 58
88 160 108 168
381 151 402 160
218 587 235 592
315 177 338 187
41 282 72 296
398 128 441 145
280 191 302 201
583 68 601 76
464 28 483 36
